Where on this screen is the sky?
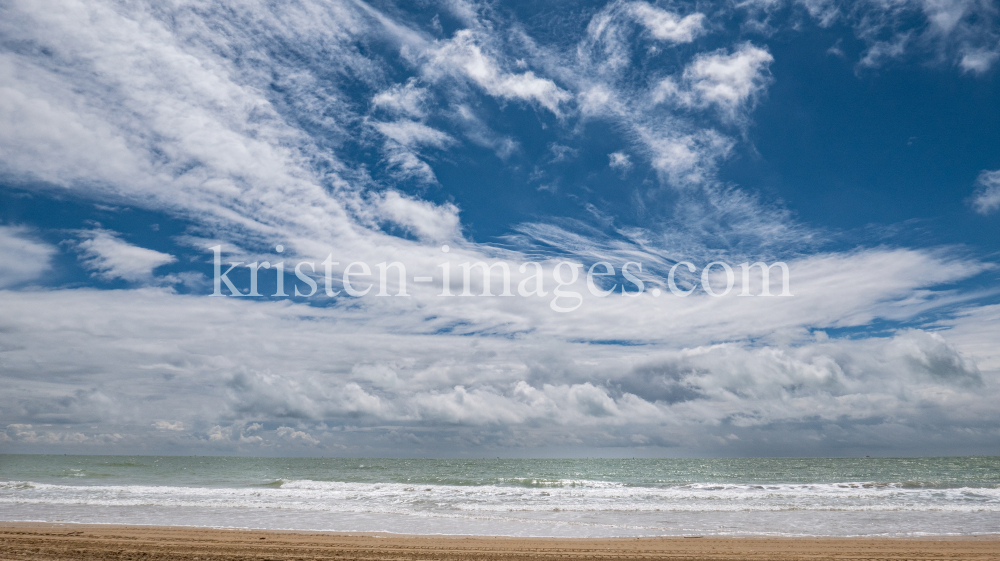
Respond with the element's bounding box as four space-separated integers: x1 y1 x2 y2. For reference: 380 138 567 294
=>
1 0 999 458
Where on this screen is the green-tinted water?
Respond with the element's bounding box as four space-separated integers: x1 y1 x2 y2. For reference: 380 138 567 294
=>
2 455 998 537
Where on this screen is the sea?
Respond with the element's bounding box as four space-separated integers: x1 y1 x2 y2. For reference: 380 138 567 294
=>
1 455 997 537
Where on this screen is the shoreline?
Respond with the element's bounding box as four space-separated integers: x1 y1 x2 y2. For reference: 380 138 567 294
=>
2 520 999 540
2 523 998 560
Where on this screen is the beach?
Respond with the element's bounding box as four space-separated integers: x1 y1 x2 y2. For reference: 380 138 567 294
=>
2 523 999 561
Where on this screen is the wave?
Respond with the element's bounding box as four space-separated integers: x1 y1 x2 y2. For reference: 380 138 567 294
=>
251 480 286 488
2 479 999 514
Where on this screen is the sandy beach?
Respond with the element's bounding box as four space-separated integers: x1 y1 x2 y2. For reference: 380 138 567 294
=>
0 524 997 560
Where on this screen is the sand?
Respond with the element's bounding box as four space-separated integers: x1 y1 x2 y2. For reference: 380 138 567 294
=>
1 523 997 560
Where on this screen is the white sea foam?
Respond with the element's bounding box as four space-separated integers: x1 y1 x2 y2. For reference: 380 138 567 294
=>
2 479 999 515
2 456 998 536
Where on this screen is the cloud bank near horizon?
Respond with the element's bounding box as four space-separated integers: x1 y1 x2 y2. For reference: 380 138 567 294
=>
0 0 998 456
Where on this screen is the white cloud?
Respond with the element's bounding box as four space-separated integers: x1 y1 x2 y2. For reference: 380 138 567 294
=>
372 191 462 242
960 45 1000 74
373 120 455 149
75 229 176 283
427 30 570 114
795 0 840 27
0 226 55 288
152 420 184 431
656 43 774 122
576 85 617 118
787 0 1000 74
549 143 578 163
608 151 632 171
0 0 374 258
0 0 997 458
637 128 734 185
582 2 707 74
207 425 230 442
449 104 520 159
381 149 440 184
3 424 89 444
571 7 773 190
372 81 428 119
933 303 1000 371
970 169 1000 215
857 32 912 69
0 53 141 192
628 2 707 44
0 276 995 454
276 426 321 445
371 120 455 183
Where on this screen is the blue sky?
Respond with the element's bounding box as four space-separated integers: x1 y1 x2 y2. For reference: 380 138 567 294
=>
1 0 999 457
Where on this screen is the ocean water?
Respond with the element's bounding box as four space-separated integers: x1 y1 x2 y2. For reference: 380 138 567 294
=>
0 455 997 537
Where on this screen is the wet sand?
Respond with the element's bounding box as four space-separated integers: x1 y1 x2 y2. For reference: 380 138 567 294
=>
1 523 997 560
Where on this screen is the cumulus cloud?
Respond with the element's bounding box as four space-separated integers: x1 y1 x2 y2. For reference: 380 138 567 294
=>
0 239 994 455
970 169 1000 215
960 46 1000 74
427 30 570 114
276 426 321 445
0 226 55 288
583 1 707 73
933 302 1000 371
207 425 231 442
3 424 92 445
74 229 176 283
608 151 632 172
628 2 707 44
6 0 766 258
0 0 997 457
570 7 772 189
655 43 774 123
637 129 734 185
